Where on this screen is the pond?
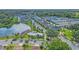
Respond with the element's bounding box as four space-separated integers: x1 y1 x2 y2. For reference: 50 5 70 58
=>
0 23 31 37
0 28 14 37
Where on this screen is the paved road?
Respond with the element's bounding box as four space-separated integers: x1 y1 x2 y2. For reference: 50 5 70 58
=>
58 35 79 50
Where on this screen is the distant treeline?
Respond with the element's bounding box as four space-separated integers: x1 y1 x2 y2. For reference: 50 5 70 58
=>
36 10 79 18
0 9 79 18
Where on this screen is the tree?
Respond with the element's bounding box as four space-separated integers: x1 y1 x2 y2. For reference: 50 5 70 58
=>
46 29 59 38
47 38 71 50
4 44 15 50
22 43 32 50
0 16 18 28
73 30 79 42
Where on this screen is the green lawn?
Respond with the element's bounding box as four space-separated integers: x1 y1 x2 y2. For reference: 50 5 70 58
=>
60 28 73 41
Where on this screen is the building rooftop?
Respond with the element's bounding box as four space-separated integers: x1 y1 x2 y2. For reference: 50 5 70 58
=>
11 23 31 34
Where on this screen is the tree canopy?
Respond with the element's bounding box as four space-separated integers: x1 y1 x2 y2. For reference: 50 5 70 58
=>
46 29 59 37
47 38 71 50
